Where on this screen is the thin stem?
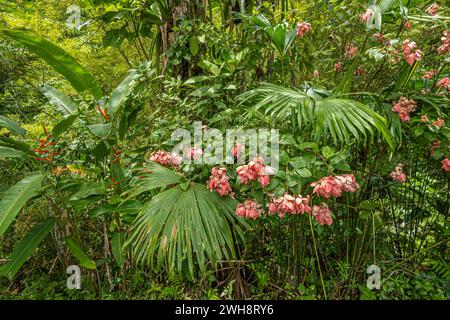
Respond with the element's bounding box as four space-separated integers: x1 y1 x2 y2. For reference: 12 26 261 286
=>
309 214 327 300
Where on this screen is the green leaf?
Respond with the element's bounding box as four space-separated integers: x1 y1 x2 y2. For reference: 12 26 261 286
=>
189 37 199 56
0 218 55 279
0 146 25 159
107 69 142 115
3 30 103 99
88 123 111 138
111 232 125 268
65 236 97 269
0 175 44 237
41 85 78 116
296 168 312 178
0 115 26 136
127 161 184 198
52 114 79 136
70 181 107 201
198 60 220 76
126 183 248 278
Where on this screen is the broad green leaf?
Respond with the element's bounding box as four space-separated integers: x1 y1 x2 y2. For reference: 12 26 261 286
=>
88 123 111 138
41 85 78 116
70 181 107 201
0 175 44 237
111 232 125 268
65 236 97 269
107 69 142 115
52 114 79 136
0 146 25 159
0 218 55 279
0 115 26 136
3 30 103 99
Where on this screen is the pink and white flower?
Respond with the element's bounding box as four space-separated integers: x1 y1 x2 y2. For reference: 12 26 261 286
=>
441 158 450 172
312 203 333 225
296 22 312 37
149 150 182 167
208 166 232 196
389 163 407 183
236 200 261 219
392 97 417 122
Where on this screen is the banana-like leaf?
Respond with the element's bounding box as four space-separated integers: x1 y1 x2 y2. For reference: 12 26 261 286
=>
65 236 97 269
3 30 103 99
0 115 26 135
0 218 55 279
126 183 247 278
0 175 44 237
107 69 142 116
0 146 25 159
41 85 78 116
239 83 395 150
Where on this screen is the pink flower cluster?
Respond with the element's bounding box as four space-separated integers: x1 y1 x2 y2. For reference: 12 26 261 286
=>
236 157 273 188
431 140 441 156
422 70 435 80
310 174 360 199
186 147 203 160
438 31 450 54
334 63 341 72
235 200 261 220
359 8 373 22
268 193 311 218
425 3 439 16
149 150 182 167
389 163 407 183
432 118 445 128
442 158 450 172
345 43 358 58
438 77 450 91
208 167 232 196
231 143 245 158
296 22 312 37
312 203 333 225
402 40 422 66
392 97 417 122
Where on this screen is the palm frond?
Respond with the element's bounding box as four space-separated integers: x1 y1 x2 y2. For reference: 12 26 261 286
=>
125 183 247 278
238 84 395 150
125 161 184 198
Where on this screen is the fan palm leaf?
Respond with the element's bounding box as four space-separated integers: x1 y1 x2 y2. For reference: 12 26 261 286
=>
238 83 395 150
125 163 248 278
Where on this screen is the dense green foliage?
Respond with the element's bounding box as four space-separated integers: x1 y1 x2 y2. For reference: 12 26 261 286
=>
0 0 449 300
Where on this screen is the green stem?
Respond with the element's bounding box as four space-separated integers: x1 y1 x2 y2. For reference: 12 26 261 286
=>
309 214 327 299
